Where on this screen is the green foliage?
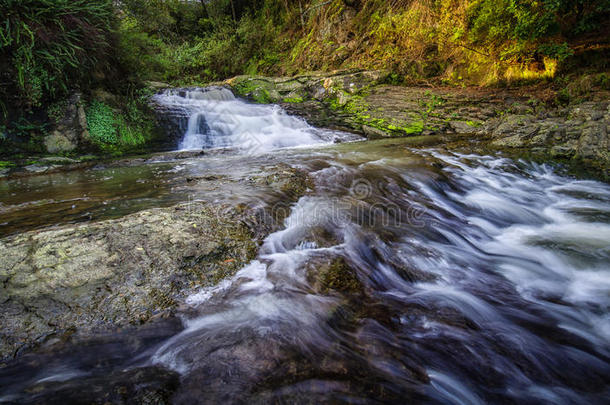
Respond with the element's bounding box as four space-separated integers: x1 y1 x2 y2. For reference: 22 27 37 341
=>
384 73 405 86
86 93 155 152
597 73 610 90
468 0 610 61
47 101 68 124
114 0 286 83
538 42 573 62
9 116 46 139
419 92 445 116
86 101 118 144
0 0 115 109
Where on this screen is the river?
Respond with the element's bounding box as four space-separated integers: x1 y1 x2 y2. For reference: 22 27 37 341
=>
1 88 609 404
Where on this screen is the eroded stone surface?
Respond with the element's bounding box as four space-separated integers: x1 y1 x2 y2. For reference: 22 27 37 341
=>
0 164 312 362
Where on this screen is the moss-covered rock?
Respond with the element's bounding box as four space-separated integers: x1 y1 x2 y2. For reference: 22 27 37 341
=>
226 71 609 173
43 131 77 153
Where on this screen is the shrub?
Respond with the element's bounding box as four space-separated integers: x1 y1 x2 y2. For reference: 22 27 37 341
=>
467 0 610 61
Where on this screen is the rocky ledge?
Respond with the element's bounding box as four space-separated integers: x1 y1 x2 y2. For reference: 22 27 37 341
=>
0 163 311 363
225 71 609 176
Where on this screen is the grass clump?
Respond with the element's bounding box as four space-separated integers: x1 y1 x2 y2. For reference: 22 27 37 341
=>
283 96 305 103
0 160 16 168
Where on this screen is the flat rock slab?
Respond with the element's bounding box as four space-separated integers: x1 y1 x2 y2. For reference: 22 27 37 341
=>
0 202 259 363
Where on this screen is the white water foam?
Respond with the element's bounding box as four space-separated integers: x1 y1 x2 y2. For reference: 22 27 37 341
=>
153 87 338 152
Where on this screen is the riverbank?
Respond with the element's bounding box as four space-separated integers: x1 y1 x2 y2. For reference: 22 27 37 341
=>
225 71 610 178
2 71 608 180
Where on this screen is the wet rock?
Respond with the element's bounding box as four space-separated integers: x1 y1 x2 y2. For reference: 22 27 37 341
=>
307 257 363 295
491 134 526 148
551 144 577 158
91 88 118 105
570 102 608 121
0 162 313 363
24 164 51 173
18 367 180 405
449 121 477 134
362 125 389 139
146 81 171 90
492 115 538 138
39 156 80 165
226 72 609 171
578 121 608 161
228 71 386 105
0 203 261 362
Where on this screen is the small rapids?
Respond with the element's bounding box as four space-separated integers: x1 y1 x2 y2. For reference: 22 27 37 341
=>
1 91 609 404
143 150 610 404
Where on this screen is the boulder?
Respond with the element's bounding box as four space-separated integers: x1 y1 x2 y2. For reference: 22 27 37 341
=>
362 125 389 139
46 92 90 154
43 131 76 153
578 121 609 161
450 121 476 134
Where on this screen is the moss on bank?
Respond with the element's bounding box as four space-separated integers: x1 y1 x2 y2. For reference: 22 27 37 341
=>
84 91 158 154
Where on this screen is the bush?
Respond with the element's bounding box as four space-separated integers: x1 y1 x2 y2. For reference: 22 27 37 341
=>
468 0 610 61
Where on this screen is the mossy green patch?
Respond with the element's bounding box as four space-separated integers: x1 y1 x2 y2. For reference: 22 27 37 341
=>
232 79 276 103
329 93 426 137
85 97 155 154
283 96 305 103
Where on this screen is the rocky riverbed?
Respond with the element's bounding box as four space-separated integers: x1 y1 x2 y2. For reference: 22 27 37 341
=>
1 87 609 403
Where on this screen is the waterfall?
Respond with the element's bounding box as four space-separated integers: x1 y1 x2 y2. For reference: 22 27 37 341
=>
152 86 347 152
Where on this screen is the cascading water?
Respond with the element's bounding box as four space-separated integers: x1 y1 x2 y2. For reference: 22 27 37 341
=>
153 87 350 151
143 149 610 403
1 94 609 403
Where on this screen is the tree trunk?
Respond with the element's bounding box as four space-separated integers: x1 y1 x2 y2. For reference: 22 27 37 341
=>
230 0 237 24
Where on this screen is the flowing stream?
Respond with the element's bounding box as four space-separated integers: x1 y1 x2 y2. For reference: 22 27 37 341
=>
1 88 609 404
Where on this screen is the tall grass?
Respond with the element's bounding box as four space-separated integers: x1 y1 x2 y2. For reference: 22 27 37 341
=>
0 0 114 111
